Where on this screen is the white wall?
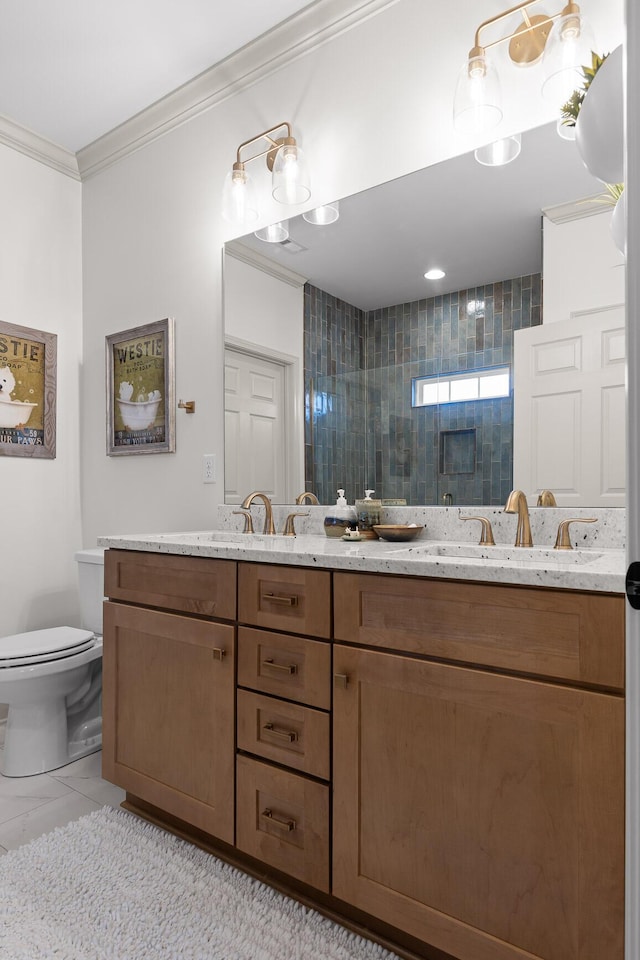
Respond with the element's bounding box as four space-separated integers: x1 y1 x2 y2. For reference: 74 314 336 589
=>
78 0 624 548
543 210 626 321
0 144 82 637
223 252 304 361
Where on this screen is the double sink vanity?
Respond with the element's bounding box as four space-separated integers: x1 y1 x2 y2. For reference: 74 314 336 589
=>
98 501 626 960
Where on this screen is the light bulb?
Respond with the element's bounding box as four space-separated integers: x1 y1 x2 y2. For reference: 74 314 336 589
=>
541 11 597 104
453 54 503 136
221 164 258 224
272 140 311 205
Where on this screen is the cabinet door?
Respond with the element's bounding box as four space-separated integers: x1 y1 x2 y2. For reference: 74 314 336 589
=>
102 601 235 843
333 645 624 960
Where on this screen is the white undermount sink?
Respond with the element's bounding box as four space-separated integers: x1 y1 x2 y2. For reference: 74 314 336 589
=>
391 542 604 565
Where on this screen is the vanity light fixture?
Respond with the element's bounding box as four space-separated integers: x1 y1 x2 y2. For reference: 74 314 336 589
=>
474 132 522 166
424 268 446 280
222 121 311 226
453 1 596 136
303 200 340 225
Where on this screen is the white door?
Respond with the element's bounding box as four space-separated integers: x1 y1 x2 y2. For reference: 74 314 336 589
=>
224 349 287 504
514 306 625 507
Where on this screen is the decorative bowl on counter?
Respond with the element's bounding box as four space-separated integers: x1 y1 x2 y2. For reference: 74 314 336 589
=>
372 524 424 542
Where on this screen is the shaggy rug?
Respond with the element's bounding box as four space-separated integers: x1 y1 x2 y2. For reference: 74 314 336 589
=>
0 806 400 960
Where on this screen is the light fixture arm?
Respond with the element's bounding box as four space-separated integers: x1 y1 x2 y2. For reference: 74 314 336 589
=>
469 0 579 61
234 121 294 171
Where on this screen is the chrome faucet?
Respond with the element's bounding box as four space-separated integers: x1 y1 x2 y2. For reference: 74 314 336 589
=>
240 491 276 535
504 490 533 547
295 492 319 505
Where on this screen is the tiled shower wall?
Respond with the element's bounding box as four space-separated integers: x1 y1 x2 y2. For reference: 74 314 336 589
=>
304 275 542 506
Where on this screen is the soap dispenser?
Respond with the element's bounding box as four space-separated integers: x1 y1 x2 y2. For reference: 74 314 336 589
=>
324 489 358 538
355 489 382 539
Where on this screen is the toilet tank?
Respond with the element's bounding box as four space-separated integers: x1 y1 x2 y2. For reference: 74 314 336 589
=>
75 548 106 635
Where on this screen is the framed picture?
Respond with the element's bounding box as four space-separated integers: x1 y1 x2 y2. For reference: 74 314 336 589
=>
0 321 57 459
106 318 175 456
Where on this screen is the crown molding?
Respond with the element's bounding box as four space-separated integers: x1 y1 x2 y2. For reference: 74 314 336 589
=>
77 0 398 180
0 113 80 181
225 239 307 287
543 194 612 223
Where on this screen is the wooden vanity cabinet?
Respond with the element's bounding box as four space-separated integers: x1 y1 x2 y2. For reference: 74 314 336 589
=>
332 573 625 960
102 550 236 843
101 549 625 960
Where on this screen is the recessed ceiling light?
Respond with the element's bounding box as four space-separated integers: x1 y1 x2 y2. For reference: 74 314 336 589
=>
424 268 445 280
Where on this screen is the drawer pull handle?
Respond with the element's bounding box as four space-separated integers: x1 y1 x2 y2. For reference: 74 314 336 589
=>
263 722 298 743
262 658 298 676
261 808 296 832
212 647 226 661
261 592 299 607
334 673 349 689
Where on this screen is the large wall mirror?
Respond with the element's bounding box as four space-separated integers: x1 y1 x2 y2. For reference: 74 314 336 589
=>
224 121 620 507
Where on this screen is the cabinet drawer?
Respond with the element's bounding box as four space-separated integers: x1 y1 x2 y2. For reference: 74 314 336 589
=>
105 549 237 620
237 626 331 709
334 572 625 690
238 564 331 638
236 755 329 892
237 689 330 780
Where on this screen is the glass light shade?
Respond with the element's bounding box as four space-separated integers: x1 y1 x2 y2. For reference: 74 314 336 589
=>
453 55 503 135
303 200 340 225
254 220 289 243
272 142 311 205
556 117 577 140
221 166 258 224
474 132 522 166
541 12 597 104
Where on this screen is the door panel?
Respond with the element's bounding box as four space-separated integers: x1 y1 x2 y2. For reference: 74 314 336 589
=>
514 306 625 505
224 349 286 503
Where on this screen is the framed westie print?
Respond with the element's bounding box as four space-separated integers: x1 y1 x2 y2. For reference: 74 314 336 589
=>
0 320 57 459
106 318 175 456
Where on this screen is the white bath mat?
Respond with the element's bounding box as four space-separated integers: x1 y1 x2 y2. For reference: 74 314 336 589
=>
0 805 401 960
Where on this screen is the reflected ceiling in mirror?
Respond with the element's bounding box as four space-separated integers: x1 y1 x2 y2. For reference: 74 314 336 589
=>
234 122 603 311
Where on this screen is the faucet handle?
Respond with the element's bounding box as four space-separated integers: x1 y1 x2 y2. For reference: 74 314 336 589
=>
233 509 254 534
460 516 496 546
282 512 309 537
537 490 557 507
554 517 597 550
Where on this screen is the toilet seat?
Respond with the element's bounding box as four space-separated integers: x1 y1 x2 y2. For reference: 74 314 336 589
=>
0 626 96 668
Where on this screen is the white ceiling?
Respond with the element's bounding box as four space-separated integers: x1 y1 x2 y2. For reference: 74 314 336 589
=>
0 0 315 152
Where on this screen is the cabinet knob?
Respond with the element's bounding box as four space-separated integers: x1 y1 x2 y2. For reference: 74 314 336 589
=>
334 673 349 689
212 647 226 661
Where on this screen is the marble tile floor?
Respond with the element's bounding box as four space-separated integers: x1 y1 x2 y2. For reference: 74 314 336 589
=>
0 720 125 854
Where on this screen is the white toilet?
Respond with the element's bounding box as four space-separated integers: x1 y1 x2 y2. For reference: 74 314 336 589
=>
0 548 104 777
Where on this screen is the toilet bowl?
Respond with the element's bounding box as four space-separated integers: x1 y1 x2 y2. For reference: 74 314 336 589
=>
0 548 104 777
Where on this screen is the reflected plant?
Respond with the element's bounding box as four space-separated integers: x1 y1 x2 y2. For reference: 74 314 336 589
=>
559 51 609 129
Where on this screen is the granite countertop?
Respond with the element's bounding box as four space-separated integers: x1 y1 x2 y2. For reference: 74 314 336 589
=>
97 530 626 594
